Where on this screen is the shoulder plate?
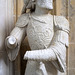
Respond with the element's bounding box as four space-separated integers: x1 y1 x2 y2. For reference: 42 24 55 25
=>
16 13 29 27
54 16 69 33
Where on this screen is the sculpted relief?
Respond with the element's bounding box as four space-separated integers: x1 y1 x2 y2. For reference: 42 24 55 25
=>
5 0 69 75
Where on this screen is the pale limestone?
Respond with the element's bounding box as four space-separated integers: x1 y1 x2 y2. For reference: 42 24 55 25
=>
5 0 69 75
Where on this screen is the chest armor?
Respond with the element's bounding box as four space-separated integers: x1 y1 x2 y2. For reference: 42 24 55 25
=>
27 14 54 50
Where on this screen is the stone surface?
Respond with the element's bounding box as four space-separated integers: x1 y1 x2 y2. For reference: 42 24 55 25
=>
56 0 75 75
0 0 14 75
4 0 75 75
5 0 69 75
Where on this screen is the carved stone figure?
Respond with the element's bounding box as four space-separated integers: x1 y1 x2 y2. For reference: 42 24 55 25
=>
5 0 69 75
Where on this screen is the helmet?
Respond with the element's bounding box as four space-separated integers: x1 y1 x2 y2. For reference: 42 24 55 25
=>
36 0 53 9
22 0 35 14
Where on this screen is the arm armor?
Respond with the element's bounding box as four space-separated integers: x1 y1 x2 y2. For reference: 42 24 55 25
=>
5 13 29 61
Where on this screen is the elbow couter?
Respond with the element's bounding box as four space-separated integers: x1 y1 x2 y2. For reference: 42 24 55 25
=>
6 36 17 49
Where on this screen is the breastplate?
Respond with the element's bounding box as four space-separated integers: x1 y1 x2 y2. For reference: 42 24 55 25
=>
27 14 54 50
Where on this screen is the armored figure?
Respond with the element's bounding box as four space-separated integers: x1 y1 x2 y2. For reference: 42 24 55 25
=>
5 0 69 75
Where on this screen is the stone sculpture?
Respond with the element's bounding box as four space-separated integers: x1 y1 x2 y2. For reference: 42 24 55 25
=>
5 0 69 75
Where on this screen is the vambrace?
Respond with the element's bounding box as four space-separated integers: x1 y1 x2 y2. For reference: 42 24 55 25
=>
5 27 26 61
